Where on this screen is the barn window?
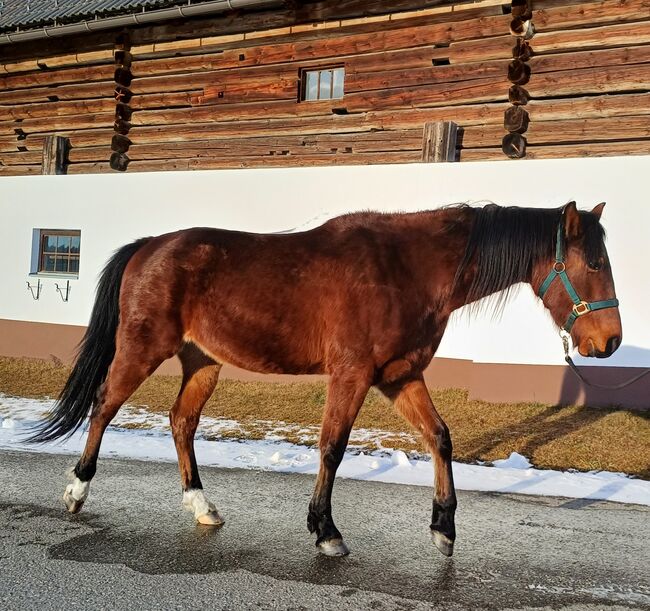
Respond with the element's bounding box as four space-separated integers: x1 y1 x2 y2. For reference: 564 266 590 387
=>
301 67 345 101
37 230 81 275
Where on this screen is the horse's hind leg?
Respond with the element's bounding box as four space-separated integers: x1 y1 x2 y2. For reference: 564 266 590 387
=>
171 342 223 526
380 375 457 557
308 366 371 556
64 345 166 513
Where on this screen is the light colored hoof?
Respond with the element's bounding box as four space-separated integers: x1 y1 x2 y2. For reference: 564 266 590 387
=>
431 530 454 557
197 510 225 527
63 473 90 514
318 538 350 557
63 488 85 513
183 489 224 527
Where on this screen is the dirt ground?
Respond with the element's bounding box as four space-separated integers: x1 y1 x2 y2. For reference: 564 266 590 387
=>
1 356 648 478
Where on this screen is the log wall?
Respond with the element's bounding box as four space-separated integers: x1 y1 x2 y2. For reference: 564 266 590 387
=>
1 0 649 175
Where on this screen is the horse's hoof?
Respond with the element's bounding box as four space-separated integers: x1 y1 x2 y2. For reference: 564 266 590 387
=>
431 530 454 557
63 489 85 514
197 510 225 527
63 475 89 514
318 538 350 557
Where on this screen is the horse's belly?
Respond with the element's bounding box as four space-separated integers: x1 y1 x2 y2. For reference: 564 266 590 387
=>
184 331 324 376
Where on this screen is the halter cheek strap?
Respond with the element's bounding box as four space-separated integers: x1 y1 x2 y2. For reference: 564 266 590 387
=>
538 224 619 332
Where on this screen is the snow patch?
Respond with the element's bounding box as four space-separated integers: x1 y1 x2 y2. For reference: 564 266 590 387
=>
1 394 649 507
493 452 532 470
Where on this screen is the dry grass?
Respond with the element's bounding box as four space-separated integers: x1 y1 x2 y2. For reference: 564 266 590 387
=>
1 356 648 478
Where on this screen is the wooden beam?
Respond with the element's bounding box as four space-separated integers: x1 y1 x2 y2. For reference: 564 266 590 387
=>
41 135 69 175
422 121 458 162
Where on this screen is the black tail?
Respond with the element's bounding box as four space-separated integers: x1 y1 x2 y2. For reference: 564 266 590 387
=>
28 238 150 443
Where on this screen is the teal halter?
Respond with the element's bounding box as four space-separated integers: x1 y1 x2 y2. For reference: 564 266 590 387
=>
538 223 619 332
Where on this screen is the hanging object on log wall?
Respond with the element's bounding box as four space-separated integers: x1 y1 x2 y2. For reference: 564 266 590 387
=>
503 0 534 159
111 32 132 172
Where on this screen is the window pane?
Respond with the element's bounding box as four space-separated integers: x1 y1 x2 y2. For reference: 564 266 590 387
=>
69 257 80 274
43 234 58 253
55 256 68 272
305 71 318 101
57 235 71 253
319 69 332 100
70 235 81 254
42 255 56 272
332 68 344 99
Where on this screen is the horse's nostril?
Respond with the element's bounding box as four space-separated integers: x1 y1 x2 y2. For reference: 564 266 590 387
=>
606 336 620 355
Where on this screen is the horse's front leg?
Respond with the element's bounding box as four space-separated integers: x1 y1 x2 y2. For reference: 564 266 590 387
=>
308 366 371 556
381 375 457 557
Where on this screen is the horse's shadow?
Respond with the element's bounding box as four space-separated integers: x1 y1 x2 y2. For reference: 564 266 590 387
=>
459 344 650 488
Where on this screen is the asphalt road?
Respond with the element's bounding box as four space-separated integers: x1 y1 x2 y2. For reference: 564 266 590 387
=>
0 450 648 611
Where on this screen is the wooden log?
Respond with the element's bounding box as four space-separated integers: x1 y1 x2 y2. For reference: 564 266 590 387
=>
21 92 648 155
422 121 458 162
41 135 69 174
450 19 650 63
110 152 130 172
111 134 132 153
504 106 530 133
463 115 650 147
69 131 423 162
0 150 43 165
502 133 527 158
509 85 530 105
0 164 42 175
67 150 422 174
512 39 533 61
507 59 531 85
509 18 535 39
461 139 650 161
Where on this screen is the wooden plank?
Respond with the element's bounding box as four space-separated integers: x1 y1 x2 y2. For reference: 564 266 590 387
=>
422 121 458 162
348 45 650 94
68 131 423 162
532 0 650 32
128 15 512 78
41 135 70 175
66 150 422 174
450 20 650 63
0 65 115 91
462 115 650 148
460 140 650 161
0 164 42 175
2 91 200 121
0 150 43 164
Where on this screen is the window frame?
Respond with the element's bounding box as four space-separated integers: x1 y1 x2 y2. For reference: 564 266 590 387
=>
299 66 345 102
36 229 81 277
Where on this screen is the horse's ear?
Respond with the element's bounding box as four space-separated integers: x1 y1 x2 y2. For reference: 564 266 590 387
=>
591 202 606 220
563 201 581 237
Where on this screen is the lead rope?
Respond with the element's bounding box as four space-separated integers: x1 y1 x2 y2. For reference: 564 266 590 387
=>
560 331 650 390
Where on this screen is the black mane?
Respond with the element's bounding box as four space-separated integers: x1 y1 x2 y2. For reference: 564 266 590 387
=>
454 203 605 309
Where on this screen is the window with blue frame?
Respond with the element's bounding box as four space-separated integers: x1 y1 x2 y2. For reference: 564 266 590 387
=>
38 230 81 274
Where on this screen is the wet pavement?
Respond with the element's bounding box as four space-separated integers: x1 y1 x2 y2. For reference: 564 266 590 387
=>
0 450 648 610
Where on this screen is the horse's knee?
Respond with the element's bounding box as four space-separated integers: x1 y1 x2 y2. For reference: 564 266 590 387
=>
431 423 452 458
320 442 345 470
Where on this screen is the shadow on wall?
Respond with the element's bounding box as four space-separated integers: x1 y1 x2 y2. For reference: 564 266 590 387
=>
558 345 650 409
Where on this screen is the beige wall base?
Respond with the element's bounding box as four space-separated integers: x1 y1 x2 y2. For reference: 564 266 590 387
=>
0 318 647 409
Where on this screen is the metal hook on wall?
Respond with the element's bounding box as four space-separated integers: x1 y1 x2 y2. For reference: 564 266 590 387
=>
55 280 70 302
26 279 41 300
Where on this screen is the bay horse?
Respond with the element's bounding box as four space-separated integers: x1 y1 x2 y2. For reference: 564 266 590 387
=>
30 201 621 558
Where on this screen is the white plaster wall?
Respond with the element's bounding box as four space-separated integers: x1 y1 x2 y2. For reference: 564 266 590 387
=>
0 156 648 367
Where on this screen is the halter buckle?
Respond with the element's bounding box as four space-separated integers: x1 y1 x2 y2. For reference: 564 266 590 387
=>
553 261 565 273
572 301 590 316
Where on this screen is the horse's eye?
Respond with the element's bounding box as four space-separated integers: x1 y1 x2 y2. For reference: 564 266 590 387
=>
588 259 603 271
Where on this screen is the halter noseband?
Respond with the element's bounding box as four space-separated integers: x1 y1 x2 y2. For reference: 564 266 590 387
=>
538 222 619 333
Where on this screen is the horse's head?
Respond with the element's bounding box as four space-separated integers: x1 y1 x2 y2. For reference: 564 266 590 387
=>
536 202 622 358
